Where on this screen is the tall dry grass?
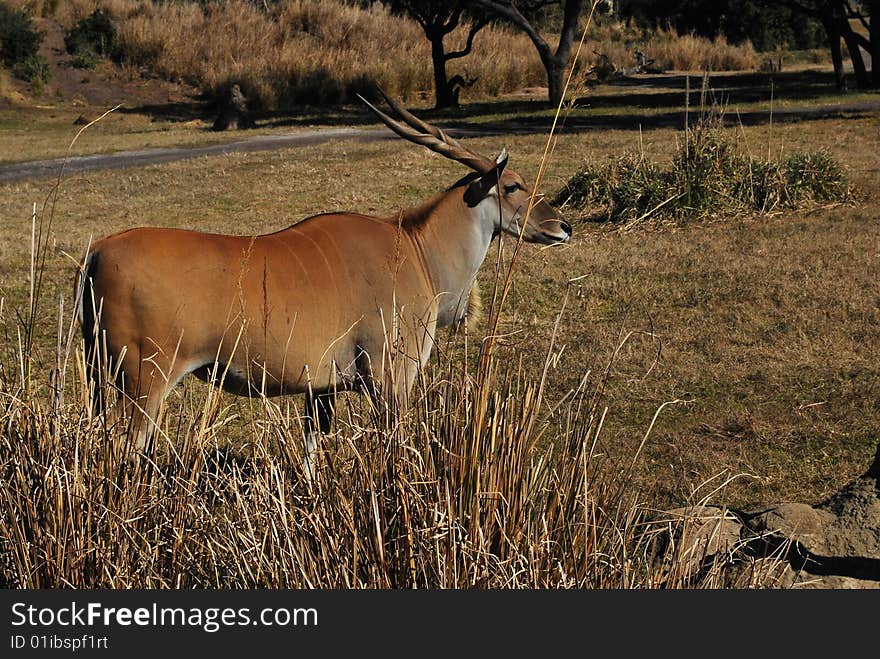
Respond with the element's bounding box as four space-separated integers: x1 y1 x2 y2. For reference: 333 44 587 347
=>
0 275 758 588
573 21 759 76
9 0 762 108
0 180 762 589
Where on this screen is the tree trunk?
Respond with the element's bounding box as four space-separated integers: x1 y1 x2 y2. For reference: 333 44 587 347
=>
473 0 583 106
823 16 846 91
842 29 870 87
870 0 879 87
546 57 566 106
774 0 875 88
429 35 458 109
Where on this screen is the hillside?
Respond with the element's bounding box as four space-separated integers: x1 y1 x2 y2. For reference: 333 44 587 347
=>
2 0 764 113
1 11 197 109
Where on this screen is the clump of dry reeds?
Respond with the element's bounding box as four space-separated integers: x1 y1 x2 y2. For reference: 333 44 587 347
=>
639 26 759 72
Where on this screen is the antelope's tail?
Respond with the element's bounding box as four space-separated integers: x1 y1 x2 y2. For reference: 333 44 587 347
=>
76 250 105 415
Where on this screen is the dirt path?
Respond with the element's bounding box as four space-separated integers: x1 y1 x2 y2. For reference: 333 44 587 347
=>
0 127 394 183
1 99 877 184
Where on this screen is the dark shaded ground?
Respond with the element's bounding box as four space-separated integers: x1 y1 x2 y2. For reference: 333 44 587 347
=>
254 69 879 128
109 68 871 129
474 98 880 133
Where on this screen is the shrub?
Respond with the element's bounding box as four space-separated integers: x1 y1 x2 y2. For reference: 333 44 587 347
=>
0 3 44 69
553 106 850 224
64 7 117 66
13 52 51 87
672 109 743 215
68 49 100 70
784 151 848 202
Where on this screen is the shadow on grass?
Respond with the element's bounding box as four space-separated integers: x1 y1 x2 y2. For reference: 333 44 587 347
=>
118 69 877 139
117 91 214 123
479 101 879 136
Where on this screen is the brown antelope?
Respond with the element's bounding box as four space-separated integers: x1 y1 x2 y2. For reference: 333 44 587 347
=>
77 91 571 477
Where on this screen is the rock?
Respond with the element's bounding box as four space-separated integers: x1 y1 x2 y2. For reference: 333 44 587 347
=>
661 506 744 558
654 443 880 588
648 505 745 584
815 475 880 559
747 503 837 555
742 444 880 587
746 474 880 563
785 571 880 589
865 443 880 478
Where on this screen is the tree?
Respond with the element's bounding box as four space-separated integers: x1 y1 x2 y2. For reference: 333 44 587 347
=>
844 0 878 87
618 1 826 52
380 1 491 108
473 0 589 105
870 0 879 86
621 1 876 90
763 1 877 89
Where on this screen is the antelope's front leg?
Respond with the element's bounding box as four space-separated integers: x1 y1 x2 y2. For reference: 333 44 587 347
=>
388 312 437 413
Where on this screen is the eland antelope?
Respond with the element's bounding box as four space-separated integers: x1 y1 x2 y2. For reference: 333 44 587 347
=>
77 90 571 476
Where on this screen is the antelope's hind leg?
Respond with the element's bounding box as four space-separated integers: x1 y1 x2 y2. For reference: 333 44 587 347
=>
115 344 195 453
303 392 335 484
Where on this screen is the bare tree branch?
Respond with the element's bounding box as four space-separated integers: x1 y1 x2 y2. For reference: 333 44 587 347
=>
472 0 551 61
442 4 464 35
445 16 491 61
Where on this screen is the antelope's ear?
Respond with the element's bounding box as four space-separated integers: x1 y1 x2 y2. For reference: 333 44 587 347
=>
463 150 509 207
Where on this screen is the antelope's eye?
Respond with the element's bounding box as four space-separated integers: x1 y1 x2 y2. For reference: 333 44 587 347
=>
504 183 522 194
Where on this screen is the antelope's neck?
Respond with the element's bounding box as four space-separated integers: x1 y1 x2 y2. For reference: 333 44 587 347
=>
405 190 495 327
